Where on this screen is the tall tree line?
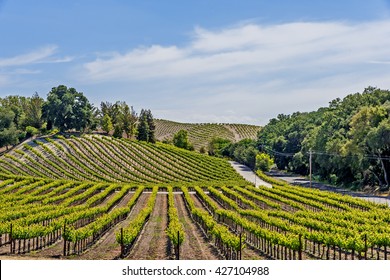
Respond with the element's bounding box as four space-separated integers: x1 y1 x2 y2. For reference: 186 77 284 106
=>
258 87 390 190
0 93 44 148
136 109 156 143
0 84 156 148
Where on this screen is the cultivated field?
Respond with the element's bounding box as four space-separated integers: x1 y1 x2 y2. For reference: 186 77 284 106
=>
0 135 389 260
154 119 261 151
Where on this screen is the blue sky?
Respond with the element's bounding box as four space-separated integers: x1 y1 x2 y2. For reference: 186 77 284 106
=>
1 0 390 125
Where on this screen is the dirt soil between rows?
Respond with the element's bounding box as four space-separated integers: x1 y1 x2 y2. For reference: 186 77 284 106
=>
125 193 169 260
174 193 222 260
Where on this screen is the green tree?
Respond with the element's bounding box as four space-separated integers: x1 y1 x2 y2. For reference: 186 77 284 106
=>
136 109 155 143
24 92 44 129
42 85 94 132
100 101 138 138
173 129 191 149
0 107 19 148
255 153 274 172
113 124 123 138
101 114 114 134
257 86 390 189
137 111 149 142
221 139 258 169
25 126 39 138
145 109 156 143
121 104 137 138
100 101 121 125
0 95 27 129
345 105 390 188
208 137 232 157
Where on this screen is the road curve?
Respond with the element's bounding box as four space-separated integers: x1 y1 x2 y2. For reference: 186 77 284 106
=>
229 161 272 188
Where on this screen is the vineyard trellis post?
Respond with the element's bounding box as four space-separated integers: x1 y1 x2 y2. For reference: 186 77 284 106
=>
120 228 124 258
298 234 302 260
176 231 180 260
10 223 13 254
364 234 367 260
63 221 67 256
239 232 242 260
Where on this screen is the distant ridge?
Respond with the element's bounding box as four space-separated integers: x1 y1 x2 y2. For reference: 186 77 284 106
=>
155 119 261 151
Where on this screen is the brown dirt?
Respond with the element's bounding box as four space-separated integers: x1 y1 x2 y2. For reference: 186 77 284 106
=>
241 244 269 260
191 192 268 260
224 124 240 142
70 192 150 260
125 193 169 260
18 191 141 260
174 193 222 260
190 193 206 209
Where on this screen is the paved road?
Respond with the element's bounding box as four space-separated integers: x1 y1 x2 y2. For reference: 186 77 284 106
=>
229 161 272 188
268 170 390 207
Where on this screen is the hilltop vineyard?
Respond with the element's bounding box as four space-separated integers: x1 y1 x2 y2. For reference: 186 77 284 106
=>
0 135 389 260
154 119 261 151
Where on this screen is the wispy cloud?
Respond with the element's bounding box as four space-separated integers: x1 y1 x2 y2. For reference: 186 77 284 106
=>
0 45 73 67
0 45 74 88
80 20 390 124
82 20 390 83
368 60 390 64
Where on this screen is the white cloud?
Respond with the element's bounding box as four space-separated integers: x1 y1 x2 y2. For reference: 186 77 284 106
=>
0 45 74 89
0 46 55 67
0 45 73 67
80 20 390 124
8 69 41 74
82 20 390 82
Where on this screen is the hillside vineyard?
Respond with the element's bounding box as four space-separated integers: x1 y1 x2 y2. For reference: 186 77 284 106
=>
0 135 390 260
154 119 261 151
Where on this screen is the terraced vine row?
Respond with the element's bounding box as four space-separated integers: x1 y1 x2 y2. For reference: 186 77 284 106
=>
0 135 243 184
154 119 261 151
197 182 390 260
0 173 389 259
0 133 389 260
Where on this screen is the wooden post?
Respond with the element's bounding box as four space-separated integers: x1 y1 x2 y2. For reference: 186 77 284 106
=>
176 231 180 260
298 234 302 260
63 222 66 256
364 234 367 260
239 232 242 260
120 228 124 258
10 223 13 254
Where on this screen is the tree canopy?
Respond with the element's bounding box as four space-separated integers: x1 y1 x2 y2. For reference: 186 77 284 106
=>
0 94 45 148
42 85 95 132
137 109 155 143
258 87 390 189
172 129 193 150
0 85 158 149
0 107 19 148
100 101 137 138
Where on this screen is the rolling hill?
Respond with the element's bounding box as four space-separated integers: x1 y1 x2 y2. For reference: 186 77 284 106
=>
1 133 390 261
0 134 244 184
154 119 261 151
